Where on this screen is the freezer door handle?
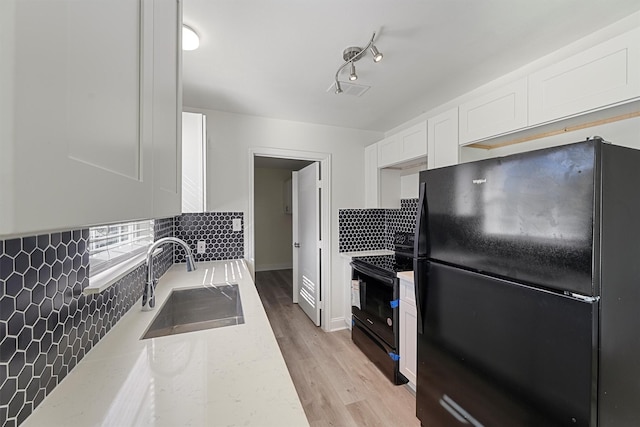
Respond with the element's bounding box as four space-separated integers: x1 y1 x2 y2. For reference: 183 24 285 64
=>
439 394 484 427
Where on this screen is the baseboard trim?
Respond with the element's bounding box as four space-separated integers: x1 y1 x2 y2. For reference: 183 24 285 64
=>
255 263 293 272
329 317 348 332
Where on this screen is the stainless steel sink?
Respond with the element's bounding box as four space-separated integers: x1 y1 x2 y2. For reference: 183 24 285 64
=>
141 284 244 340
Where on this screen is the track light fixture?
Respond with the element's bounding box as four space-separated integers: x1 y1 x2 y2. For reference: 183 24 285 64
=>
334 32 383 94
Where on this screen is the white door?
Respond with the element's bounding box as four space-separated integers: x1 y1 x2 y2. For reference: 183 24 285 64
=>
295 162 321 326
291 172 299 304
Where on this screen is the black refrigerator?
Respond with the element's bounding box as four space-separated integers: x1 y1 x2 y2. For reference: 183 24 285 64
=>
413 138 640 427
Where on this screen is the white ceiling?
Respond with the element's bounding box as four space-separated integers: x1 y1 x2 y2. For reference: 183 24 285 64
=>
182 1 640 133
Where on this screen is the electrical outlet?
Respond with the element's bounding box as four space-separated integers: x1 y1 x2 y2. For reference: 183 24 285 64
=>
197 241 206 254
232 218 242 232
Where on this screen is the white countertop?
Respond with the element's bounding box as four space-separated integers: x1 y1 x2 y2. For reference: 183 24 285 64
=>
340 249 394 259
24 260 309 427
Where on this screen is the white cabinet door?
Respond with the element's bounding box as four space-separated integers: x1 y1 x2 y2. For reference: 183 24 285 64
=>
377 136 401 168
0 0 181 237
459 78 528 144
427 108 459 169
399 121 428 161
529 28 640 126
152 0 182 218
378 122 427 168
364 144 379 209
399 278 417 387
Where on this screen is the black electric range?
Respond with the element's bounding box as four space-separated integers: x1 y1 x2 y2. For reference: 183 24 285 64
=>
350 231 414 385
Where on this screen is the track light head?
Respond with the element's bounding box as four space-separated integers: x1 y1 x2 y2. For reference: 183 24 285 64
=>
349 62 358 81
335 81 343 94
370 45 383 62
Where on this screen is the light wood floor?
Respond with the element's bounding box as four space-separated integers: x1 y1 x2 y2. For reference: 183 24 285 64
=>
255 269 421 427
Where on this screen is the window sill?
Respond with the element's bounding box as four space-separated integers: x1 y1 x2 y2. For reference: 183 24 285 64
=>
83 248 163 295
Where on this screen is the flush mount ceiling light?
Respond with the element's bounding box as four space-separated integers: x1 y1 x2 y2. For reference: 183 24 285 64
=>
182 25 200 51
334 32 383 94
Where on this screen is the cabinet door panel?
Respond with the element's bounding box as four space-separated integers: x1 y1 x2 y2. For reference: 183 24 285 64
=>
428 108 459 170
400 121 427 160
459 78 528 144
66 1 141 179
377 136 400 168
529 28 640 125
399 300 418 386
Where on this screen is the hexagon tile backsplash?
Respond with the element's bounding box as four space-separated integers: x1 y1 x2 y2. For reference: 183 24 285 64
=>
338 199 419 253
0 214 244 426
174 212 244 263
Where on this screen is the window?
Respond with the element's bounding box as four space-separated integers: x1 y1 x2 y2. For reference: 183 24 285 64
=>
182 111 206 213
89 220 154 276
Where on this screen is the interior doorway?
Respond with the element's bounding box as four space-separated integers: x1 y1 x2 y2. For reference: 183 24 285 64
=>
248 148 332 330
253 157 313 273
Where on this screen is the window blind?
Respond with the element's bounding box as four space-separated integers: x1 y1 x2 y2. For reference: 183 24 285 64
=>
89 220 154 276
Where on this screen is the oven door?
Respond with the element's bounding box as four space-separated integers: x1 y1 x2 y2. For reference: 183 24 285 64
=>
351 262 396 347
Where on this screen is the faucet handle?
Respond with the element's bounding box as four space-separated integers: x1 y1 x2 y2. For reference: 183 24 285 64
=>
142 278 158 310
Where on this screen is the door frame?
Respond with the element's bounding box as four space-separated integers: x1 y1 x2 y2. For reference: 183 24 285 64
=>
248 147 332 331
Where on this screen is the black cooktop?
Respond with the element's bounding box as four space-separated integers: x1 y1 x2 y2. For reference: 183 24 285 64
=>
352 254 412 276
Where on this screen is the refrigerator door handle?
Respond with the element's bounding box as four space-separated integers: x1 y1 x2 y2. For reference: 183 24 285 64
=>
413 260 425 335
439 394 484 427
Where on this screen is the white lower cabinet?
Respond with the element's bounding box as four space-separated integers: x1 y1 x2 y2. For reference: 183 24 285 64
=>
399 277 417 388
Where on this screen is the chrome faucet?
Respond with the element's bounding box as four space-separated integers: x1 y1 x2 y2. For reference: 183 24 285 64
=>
142 237 197 310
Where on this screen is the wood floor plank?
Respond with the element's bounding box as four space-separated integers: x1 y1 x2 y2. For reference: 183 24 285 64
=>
255 269 420 427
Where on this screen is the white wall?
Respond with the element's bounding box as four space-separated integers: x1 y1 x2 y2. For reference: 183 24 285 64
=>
254 167 293 271
186 108 382 330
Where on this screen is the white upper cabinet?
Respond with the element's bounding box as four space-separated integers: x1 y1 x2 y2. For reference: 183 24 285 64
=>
377 121 427 168
427 108 459 169
529 28 640 126
459 78 528 144
0 0 181 237
152 0 182 219
377 135 401 168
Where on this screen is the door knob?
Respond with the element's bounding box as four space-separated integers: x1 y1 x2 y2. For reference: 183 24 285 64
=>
294 242 300 248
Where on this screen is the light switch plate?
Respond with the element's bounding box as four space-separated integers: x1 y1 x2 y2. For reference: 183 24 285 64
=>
232 218 242 232
197 241 206 254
